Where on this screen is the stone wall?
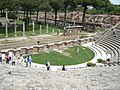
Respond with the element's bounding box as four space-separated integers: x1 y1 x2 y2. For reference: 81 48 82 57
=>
0 37 94 56
64 26 83 36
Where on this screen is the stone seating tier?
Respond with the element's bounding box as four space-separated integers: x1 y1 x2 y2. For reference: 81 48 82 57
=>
0 63 120 90
99 41 120 61
98 30 120 61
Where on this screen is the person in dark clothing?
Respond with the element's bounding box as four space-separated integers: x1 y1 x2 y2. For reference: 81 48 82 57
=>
0 53 2 63
62 65 66 71
24 56 29 67
6 54 10 64
114 35 117 37
12 61 15 66
46 63 50 71
107 58 110 62
37 41 40 44
113 29 115 35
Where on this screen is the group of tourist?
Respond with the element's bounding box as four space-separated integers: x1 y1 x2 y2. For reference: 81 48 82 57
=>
0 52 32 67
0 51 67 71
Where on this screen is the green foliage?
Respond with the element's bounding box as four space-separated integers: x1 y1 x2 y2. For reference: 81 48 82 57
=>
8 12 17 19
97 59 103 63
95 27 104 32
14 20 23 25
40 1 51 12
97 59 106 63
49 0 63 25
77 0 112 26
50 0 63 11
109 5 120 15
87 62 95 67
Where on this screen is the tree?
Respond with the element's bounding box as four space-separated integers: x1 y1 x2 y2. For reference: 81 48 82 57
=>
110 5 120 15
0 0 5 15
62 0 70 26
61 0 77 26
34 0 44 19
40 0 52 24
77 0 112 27
50 0 62 25
0 0 19 18
20 0 40 26
20 0 32 26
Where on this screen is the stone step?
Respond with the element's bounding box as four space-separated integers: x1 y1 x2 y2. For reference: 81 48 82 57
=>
90 45 107 59
99 43 116 59
99 43 119 62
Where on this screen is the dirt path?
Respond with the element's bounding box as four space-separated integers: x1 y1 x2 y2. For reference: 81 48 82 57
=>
0 32 96 50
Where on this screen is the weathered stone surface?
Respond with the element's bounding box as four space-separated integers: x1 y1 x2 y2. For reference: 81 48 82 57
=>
0 64 120 90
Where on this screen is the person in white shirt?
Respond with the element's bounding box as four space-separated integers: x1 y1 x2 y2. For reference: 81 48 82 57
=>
1 53 6 64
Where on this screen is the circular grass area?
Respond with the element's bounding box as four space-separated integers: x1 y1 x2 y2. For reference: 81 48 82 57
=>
31 46 95 66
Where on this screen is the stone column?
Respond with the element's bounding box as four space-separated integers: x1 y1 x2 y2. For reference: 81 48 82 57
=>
57 29 60 35
23 22 25 36
6 11 8 20
77 47 80 53
46 24 48 33
59 29 60 33
52 29 54 33
39 25 42 34
74 21 75 26
5 11 8 37
14 22 17 36
32 20 35 34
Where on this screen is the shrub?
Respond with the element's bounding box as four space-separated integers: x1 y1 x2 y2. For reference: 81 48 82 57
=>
87 62 96 67
23 17 31 25
8 12 17 19
97 59 103 63
97 59 106 64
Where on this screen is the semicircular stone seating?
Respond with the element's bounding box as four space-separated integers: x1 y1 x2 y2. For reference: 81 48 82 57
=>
98 30 120 62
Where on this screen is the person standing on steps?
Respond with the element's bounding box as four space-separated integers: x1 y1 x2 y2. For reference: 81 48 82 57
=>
0 53 2 64
28 56 32 67
24 56 29 67
62 65 66 71
46 61 50 71
113 29 115 35
37 41 40 45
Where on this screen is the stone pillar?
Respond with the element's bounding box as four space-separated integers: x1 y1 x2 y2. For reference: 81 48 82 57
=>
39 25 42 34
74 21 75 26
23 22 25 36
14 22 17 36
46 24 48 33
69 24 70 28
5 11 8 37
32 20 35 34
77 47 79 53
57 29 60 35
59 29 60 33
5 21 8 37
6 11 8 20
52 29 54 33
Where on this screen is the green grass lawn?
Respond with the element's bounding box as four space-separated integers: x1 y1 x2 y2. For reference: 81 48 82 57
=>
31 46 95 66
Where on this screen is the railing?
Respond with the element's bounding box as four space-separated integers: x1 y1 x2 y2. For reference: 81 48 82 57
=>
96 22 120 44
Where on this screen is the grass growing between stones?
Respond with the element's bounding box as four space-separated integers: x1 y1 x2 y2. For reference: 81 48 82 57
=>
31 46 95 66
